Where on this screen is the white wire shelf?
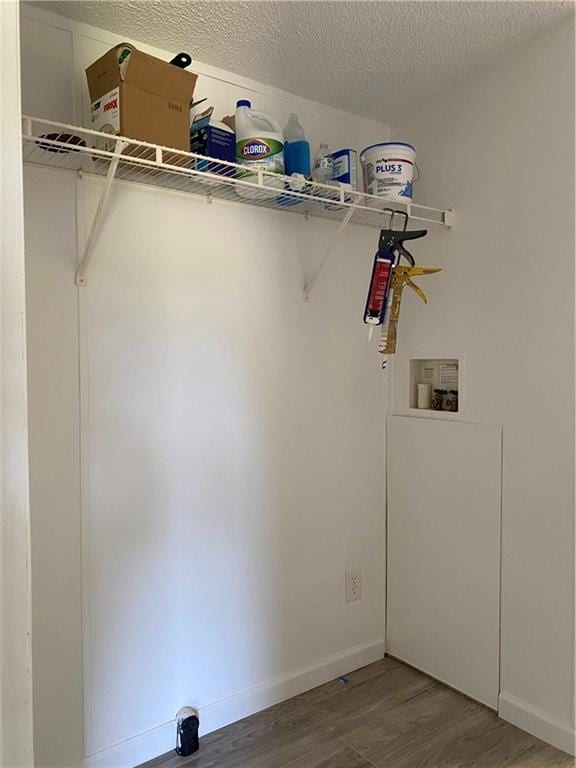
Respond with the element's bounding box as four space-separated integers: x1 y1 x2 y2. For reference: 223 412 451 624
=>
22 116 453 288
22 116 453 229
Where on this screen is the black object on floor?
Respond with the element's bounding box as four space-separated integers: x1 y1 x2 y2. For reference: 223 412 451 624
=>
176 713 199 756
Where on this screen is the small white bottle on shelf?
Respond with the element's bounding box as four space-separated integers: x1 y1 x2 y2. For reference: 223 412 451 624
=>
312 143 335 184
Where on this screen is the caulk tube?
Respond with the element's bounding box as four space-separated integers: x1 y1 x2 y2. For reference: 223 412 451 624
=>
379 251 400 338
364 251 394 325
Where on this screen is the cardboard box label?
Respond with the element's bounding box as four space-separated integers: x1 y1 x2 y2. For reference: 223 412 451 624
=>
91 87 120 134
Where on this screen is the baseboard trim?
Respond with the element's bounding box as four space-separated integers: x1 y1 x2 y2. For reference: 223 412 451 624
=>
498 692 575 756
79 639 385 768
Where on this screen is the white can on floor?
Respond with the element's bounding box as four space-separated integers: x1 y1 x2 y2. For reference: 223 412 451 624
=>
360 141 416 202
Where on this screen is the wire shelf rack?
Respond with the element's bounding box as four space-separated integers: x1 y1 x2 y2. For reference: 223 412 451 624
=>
22 117 453 230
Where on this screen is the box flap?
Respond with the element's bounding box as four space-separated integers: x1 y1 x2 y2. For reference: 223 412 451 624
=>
86 47 122 101
124 48 197 104
190 106 214 132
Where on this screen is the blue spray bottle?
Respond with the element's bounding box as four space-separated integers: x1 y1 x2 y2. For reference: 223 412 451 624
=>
283 113 311 176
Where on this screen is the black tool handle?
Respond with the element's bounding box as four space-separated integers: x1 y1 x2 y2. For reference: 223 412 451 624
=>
378 228 427 252
397 229 428 242
170 52 192 69
378 228 428 267
395 246 415 267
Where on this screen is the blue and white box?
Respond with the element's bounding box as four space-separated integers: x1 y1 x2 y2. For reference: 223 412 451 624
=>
330 148 358 189
190 106 235 173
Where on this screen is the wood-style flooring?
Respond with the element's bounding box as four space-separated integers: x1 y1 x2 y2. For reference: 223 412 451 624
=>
141 657 574 768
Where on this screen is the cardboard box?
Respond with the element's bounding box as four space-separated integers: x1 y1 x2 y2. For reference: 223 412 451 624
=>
86 43 197 151
330 148 358 188
190 106 235 170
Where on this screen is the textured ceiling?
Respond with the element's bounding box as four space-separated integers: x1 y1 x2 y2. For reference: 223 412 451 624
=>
32 0 574 122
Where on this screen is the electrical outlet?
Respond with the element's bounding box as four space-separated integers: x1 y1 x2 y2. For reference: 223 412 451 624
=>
345 567 362 602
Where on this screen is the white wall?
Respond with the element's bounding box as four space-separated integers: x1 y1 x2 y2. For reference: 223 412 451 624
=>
24 165 83 768
390 17 575 753
21 7 391 766
0 2 34 766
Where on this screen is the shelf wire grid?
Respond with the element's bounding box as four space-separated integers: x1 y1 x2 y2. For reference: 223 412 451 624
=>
22 117 451 229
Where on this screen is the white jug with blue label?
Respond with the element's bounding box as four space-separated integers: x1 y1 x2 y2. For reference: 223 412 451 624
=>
235 99 284 198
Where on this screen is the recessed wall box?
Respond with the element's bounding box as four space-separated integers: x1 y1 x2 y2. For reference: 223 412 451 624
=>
409 358 460 412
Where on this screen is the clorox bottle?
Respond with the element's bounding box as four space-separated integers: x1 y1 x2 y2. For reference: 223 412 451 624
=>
235 99 284 198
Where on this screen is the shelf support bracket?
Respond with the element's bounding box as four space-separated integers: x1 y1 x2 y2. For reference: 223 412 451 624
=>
303 207 354 301
76 140 128 286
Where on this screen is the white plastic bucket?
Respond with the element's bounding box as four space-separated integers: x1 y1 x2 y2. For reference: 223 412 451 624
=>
360 142 416 202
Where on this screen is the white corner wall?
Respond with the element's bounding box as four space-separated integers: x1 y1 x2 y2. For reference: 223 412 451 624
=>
21 7 391 767
0 2 34 766
390 17 575 754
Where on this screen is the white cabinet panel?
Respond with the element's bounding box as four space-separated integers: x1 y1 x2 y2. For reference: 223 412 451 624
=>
20 16 74 123
387 415 502 708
